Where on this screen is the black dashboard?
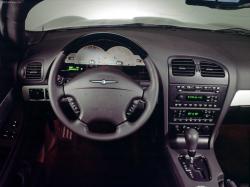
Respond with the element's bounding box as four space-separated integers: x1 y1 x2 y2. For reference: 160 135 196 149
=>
18 27 250 147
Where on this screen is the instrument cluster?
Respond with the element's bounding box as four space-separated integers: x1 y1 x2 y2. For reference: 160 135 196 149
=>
64 45 145 66
58 45 149 87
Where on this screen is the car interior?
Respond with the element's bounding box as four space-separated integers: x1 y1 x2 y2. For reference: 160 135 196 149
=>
0 0 249 187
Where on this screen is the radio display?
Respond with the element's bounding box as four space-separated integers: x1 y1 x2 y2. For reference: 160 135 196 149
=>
185 110 204 117
186 95 206 101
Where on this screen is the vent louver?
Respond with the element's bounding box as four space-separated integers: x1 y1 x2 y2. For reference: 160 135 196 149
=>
25 62 42 80
200 61 225 78
171 59 195 76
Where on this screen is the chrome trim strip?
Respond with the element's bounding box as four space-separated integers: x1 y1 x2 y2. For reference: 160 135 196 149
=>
90 80 118 85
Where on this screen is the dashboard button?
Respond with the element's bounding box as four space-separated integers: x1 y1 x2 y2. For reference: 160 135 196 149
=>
29 89 44 100
209 119 213 123
202 126 210 134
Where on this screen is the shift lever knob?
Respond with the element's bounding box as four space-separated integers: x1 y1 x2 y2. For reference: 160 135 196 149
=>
185 128 199 158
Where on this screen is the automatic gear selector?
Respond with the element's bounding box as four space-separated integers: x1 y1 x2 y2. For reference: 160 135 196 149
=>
179 128 211 181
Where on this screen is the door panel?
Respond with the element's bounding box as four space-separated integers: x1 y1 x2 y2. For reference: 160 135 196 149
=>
0 37 18 124
0 36 20 186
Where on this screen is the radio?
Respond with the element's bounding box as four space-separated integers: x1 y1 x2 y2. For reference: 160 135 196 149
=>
173 94 219 108
176 94 218 103
169 84 227 109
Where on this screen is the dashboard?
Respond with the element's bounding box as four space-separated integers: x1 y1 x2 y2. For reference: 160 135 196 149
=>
15 28 250 187
18 28 250 147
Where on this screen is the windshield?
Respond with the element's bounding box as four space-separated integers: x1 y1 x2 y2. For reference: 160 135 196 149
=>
25 0 250 31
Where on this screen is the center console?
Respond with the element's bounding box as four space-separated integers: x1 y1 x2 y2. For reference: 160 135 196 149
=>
168 57 229 148
167 57 230 187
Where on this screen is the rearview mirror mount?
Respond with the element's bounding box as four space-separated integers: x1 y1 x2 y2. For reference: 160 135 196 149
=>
186 0 250 9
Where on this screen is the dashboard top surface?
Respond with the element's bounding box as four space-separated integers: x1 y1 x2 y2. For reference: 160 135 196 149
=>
20 27 250 90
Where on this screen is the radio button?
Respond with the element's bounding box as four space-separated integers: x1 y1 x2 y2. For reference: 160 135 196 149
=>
177 94 185 100
186 85 195 91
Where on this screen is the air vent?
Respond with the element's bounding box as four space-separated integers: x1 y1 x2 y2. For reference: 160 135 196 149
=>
200 61 225 78
25 62 42 80
171 59 195 76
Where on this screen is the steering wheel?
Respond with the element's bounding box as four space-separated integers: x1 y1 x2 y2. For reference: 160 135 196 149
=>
48 39 159 141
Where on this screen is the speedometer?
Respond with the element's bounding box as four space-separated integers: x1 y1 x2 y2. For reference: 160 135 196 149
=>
76 45 108 65
107 46 144 66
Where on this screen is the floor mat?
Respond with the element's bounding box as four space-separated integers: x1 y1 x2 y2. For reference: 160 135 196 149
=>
32 121 172 187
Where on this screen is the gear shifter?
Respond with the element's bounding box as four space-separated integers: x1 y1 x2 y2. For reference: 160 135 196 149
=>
179 128 211 181
184 128 199 163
